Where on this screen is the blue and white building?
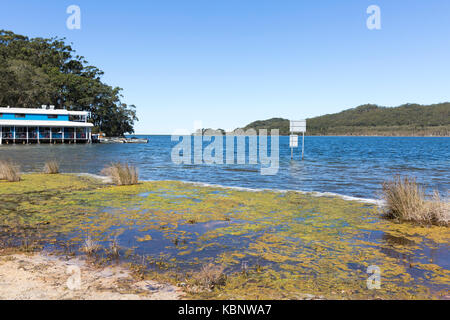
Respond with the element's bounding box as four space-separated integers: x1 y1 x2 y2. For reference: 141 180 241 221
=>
0 106 93 144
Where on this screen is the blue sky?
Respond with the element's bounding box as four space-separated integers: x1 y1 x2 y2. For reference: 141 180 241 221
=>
1 0 450 133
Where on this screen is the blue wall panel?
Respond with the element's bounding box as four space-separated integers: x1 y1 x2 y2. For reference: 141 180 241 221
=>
0 113 69 121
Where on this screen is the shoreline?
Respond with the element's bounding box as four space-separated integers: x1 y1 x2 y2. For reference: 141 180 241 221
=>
176 179 383 205
55 172 383 205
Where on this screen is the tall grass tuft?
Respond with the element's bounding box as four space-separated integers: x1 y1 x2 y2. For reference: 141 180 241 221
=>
192 263 227 290
382 176 449 226
82 236 101 256
101 162 138 186
108 236 121 259
43 161 60 174
0 160 21 182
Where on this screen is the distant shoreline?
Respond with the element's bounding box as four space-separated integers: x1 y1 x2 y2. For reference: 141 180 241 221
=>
131 134 450 137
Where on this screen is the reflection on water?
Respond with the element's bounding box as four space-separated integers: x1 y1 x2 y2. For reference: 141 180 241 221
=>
0 136 449 199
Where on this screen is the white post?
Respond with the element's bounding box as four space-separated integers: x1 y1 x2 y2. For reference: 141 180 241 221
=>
37 127 40 144
74 128 77 144
302 132 305 160
26 126 29 144
13 126 15 144
0 126 2 145
62 127 65 143
290 129 293 160
50 128 52 143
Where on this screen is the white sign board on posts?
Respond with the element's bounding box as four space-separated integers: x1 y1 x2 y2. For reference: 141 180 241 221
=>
290 120 306 133
289 135 298 148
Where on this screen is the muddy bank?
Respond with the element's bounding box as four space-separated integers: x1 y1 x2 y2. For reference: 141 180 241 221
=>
0 252 183 300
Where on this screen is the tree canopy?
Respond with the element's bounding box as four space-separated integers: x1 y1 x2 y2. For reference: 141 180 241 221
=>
0 30 137 136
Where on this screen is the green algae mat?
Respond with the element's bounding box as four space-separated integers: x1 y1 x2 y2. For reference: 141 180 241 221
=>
0 174 449 299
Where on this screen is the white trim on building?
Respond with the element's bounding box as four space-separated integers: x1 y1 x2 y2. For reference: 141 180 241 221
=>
0 107 90 116
0 120 94 127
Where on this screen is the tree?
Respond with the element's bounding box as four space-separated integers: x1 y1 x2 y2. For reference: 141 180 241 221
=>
0 30 138 136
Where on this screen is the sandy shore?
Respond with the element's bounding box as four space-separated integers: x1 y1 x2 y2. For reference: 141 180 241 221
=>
0 253 183 300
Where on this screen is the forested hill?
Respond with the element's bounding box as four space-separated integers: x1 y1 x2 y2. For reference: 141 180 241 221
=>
0 30 137 136
239 103 450 136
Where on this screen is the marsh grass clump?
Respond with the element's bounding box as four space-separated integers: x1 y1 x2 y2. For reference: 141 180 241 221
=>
130 263 147 280
129 255 148 280
21 238 39 253
101 162 138 186
82 236 101 256
428 191 450 226
43 161 60 174
108 237 121 259
382 176 449 226
192 263 227 290
0 160 21 182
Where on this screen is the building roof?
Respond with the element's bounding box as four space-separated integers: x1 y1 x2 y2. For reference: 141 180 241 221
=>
0 120 94 128
0 107 89 116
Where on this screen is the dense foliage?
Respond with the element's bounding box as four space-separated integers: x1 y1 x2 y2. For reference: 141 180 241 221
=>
241 118 290 135
0 30 137 136
241 103 450 136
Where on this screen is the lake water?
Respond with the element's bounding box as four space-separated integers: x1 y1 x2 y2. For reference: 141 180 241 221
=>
1 136 448 200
